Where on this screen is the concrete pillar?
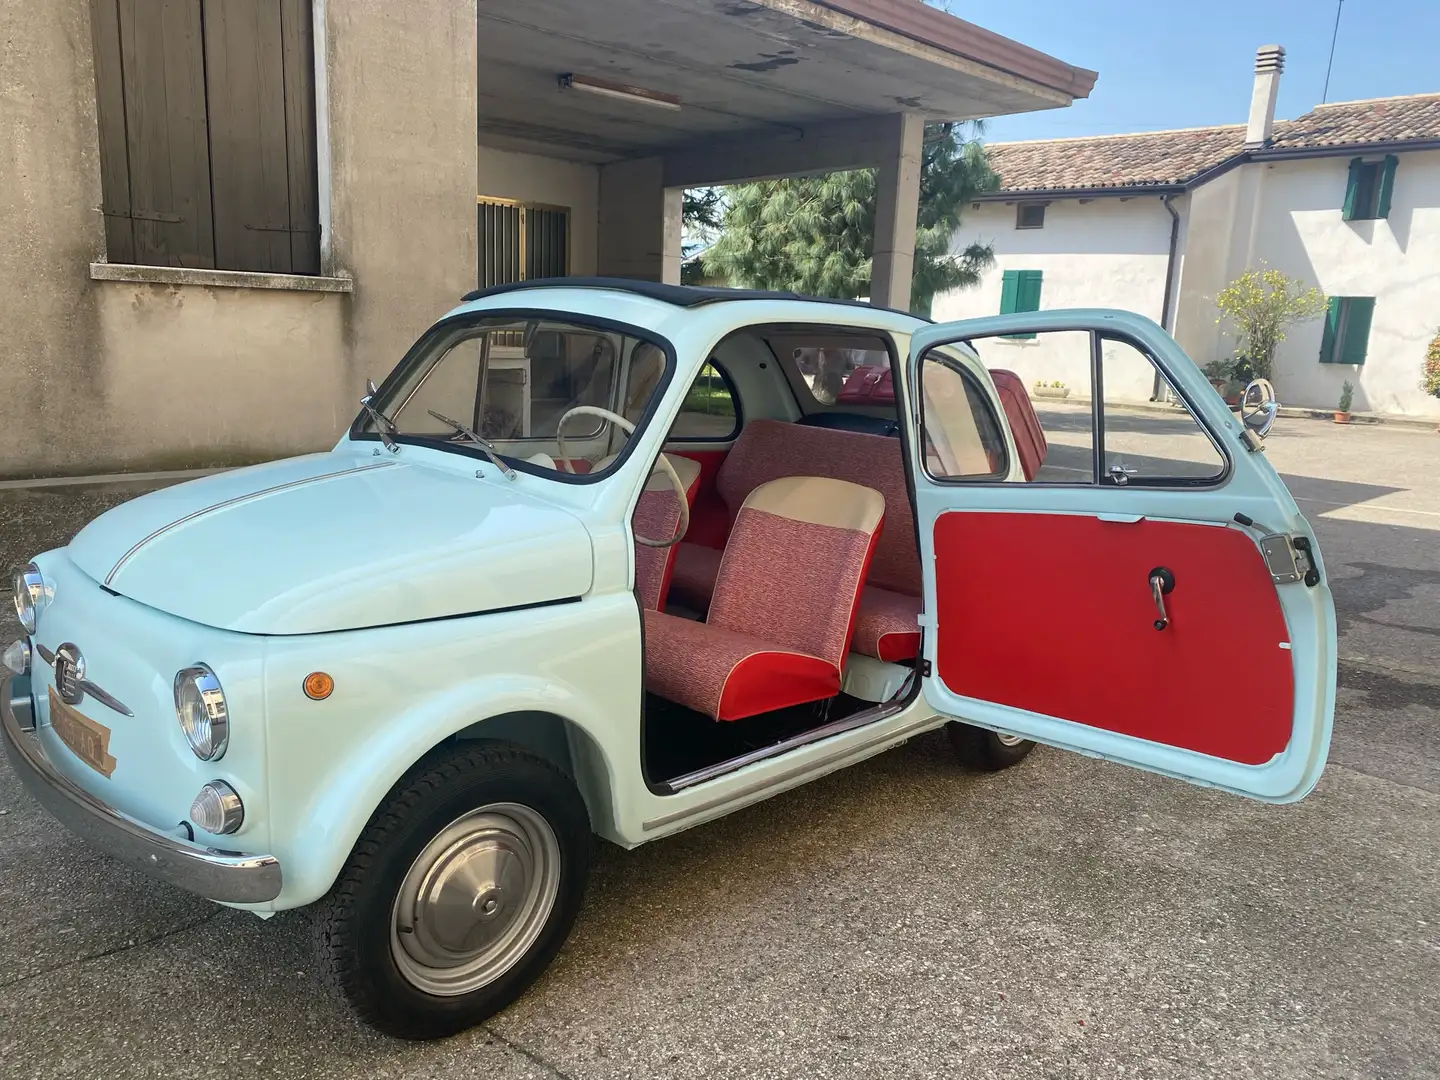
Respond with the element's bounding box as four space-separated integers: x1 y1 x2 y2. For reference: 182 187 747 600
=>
597 156 682 283
870 113 924 311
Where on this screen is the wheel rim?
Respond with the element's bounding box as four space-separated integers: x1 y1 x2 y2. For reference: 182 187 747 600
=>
995 732 1025 747
390 802 561 997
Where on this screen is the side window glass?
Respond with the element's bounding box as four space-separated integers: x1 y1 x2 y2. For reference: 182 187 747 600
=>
670 362 739 440
960 330 1097 483
1100 337 1226 484
919 351 1007 479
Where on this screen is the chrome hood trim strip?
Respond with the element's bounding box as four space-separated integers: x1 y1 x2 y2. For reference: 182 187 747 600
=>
104 461 398 586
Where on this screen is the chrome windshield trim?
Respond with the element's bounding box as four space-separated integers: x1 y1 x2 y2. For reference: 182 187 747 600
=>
104 461 398 586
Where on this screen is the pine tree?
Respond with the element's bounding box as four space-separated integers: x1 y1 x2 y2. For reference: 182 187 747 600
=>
701 122 998 313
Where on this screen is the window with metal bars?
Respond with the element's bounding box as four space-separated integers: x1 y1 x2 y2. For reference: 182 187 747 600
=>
477 199 570 288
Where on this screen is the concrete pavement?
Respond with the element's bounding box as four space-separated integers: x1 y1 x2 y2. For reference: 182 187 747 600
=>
1 417 1437 1079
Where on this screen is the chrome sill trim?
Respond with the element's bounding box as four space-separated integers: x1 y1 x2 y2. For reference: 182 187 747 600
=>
104 461 398 586
0 675 282 904
642 707 940 832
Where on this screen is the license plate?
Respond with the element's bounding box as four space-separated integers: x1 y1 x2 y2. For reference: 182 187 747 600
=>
48 687 117 777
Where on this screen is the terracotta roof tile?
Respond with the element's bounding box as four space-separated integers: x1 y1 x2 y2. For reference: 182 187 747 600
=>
985 92 1440 194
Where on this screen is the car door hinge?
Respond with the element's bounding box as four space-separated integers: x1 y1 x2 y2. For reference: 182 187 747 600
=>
1258 533 1321 587
920 659 932 678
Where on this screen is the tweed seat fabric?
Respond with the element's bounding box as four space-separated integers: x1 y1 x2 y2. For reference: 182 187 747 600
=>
631 454 702 611
644 476 885 722
666 419 923 661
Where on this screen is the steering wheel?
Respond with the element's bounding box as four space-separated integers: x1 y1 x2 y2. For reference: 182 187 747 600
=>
555 405 690 548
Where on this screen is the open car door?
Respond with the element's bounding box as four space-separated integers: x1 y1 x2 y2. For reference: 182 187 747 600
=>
906 310 1336 803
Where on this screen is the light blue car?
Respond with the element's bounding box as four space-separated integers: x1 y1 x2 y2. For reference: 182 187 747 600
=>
2 279 1334 1038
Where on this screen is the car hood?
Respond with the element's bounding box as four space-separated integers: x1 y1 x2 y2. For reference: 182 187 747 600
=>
67 453 593 634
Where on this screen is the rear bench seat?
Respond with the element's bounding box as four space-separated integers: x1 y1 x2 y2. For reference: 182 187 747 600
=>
670 419 923 662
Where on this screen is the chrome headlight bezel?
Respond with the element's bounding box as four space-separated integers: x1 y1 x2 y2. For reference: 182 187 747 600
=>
13 564 45 634
174 664 229 761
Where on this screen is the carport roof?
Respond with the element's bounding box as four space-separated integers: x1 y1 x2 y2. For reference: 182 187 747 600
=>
475 0 1097 163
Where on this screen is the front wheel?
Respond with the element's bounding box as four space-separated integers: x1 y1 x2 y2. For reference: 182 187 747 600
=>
946 722 1036 772
313 742 591 1039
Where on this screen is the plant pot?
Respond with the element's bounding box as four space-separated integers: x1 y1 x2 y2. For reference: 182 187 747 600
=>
1333 411 1350 424
1208 378 1228 395
1032 386 1070 400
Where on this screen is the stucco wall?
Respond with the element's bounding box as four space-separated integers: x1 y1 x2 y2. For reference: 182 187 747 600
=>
934 196 1182 401
1248 152 1440 418
0 0 480 479
477 146 599 276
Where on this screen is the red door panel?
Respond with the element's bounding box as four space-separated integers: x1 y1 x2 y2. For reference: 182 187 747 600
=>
933 512 1294 765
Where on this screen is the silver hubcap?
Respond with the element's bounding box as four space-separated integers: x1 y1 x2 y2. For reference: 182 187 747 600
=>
995 732 1025 747
390 803 561 996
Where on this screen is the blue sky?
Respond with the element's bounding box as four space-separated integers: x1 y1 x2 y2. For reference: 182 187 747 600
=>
949 0 1440 142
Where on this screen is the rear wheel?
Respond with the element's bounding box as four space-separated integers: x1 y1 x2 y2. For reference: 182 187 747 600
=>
313 742 590 1039
946 723 1035 771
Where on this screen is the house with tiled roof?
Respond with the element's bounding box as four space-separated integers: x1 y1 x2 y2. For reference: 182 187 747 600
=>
934 46 1440 419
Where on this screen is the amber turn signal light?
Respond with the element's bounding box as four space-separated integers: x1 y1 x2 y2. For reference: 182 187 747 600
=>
303 672 334 700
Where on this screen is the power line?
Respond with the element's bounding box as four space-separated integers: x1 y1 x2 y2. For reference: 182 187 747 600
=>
1322 0 1344 103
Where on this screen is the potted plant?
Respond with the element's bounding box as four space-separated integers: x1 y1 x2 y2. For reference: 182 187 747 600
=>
1202 360 1231 397
1334 380 1354 424
1423 328 1440 432
1032 380 1070 400
1214 265 1328 382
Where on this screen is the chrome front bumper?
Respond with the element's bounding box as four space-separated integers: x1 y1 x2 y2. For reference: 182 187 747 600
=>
1 673 283 904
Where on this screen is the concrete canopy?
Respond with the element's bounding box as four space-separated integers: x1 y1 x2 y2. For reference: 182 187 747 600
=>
476 0 1097 171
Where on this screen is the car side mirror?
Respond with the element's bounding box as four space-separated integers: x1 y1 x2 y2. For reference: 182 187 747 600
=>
1240 378 1278 439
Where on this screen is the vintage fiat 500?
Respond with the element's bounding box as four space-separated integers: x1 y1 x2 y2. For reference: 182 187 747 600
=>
2 280 1334 1039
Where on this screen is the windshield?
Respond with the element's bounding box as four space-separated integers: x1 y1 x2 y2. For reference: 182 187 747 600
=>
359 315 670 478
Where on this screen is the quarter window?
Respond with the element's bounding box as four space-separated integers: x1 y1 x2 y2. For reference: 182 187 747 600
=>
670 362 740 440
91 0 320 274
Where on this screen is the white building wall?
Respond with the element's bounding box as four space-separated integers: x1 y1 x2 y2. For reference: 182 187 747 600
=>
934 196 1183 402
476 145 600 275
1247 151 1440 418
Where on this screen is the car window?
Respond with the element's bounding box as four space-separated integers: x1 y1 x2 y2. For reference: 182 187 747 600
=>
363 315 668 478
918 350 1008 480
792 345 891 406
670 362 739 440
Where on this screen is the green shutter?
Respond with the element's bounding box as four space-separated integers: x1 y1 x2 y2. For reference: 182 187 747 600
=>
1018 269 1044 312
1319 297 1342 363
999 269 1020 314
1340 297 1375 366
1375 155 1398 219
1342 157 1363 221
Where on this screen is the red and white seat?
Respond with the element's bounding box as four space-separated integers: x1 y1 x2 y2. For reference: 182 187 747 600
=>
644 476 885 721
668 419 922 663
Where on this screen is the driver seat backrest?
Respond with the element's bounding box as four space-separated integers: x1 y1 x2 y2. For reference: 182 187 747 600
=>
633 454 701 610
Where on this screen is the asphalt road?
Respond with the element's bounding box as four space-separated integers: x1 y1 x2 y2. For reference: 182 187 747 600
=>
2 418 1438 1079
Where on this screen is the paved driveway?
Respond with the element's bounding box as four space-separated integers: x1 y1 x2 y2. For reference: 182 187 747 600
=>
2 418 1438 1079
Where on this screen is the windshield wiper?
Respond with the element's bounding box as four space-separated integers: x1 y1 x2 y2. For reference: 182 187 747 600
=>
360 379 399 453
426 410 517 480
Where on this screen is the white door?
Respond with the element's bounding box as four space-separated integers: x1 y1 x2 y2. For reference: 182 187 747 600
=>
905 310 1335 803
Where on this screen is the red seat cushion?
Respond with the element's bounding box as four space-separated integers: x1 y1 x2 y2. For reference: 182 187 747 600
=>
643 609 839 721
851 586 922 662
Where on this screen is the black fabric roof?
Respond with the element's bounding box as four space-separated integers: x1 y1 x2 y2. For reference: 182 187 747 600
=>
460 277 924 319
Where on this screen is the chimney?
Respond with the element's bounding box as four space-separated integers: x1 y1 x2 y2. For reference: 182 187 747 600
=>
1244 45 1285 148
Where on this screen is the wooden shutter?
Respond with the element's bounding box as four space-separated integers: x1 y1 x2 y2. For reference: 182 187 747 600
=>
91 0 135 263
1375 155 1399 220
1340 298 1375 366
203 0 319 274
1319 296 1342 363
1341 157 1363 221
116 0 215 268
998 269 1020 314
1018 270 1044 312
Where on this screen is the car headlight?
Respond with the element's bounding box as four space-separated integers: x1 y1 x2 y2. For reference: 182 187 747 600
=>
12 564 45 634
174 664 229 761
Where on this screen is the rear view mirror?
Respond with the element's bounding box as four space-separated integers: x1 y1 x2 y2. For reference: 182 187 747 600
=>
1240 378 1279 439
